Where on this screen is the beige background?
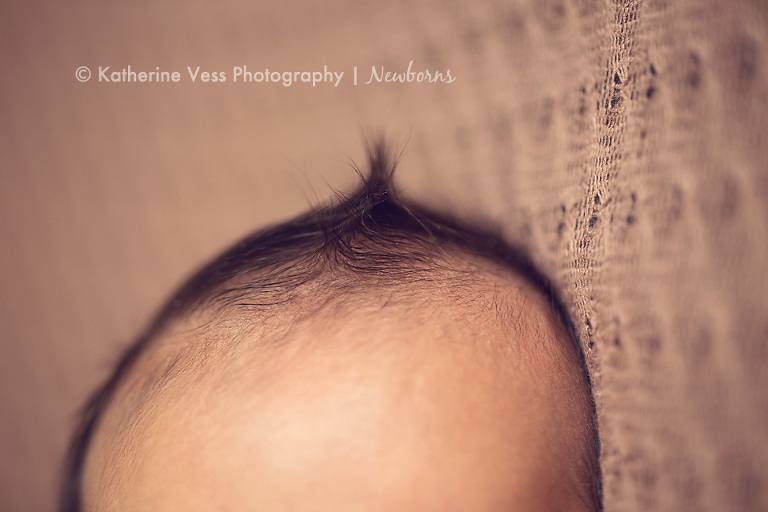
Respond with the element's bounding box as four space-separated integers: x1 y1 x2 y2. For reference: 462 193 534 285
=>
1 0 767 510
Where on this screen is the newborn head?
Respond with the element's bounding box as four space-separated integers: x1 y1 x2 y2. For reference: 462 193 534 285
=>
61 145 601 511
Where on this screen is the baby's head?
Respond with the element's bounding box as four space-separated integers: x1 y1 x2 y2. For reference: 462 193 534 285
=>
61 145 601 511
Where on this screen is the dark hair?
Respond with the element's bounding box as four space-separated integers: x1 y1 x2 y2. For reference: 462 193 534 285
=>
60 141 600 511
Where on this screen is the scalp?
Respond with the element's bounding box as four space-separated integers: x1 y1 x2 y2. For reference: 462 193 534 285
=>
84 269 595 511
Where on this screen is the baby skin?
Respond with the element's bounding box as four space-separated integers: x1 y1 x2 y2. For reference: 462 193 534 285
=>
82 268 598 511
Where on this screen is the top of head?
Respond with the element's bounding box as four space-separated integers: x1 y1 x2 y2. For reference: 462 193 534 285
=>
61 141 600 512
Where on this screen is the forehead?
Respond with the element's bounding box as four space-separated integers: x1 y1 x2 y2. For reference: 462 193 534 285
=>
82 277 587 511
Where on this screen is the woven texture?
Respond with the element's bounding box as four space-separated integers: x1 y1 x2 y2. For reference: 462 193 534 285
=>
1 0 766 510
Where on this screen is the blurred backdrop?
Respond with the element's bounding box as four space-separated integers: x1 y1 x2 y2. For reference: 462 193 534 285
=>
2 0 768 511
